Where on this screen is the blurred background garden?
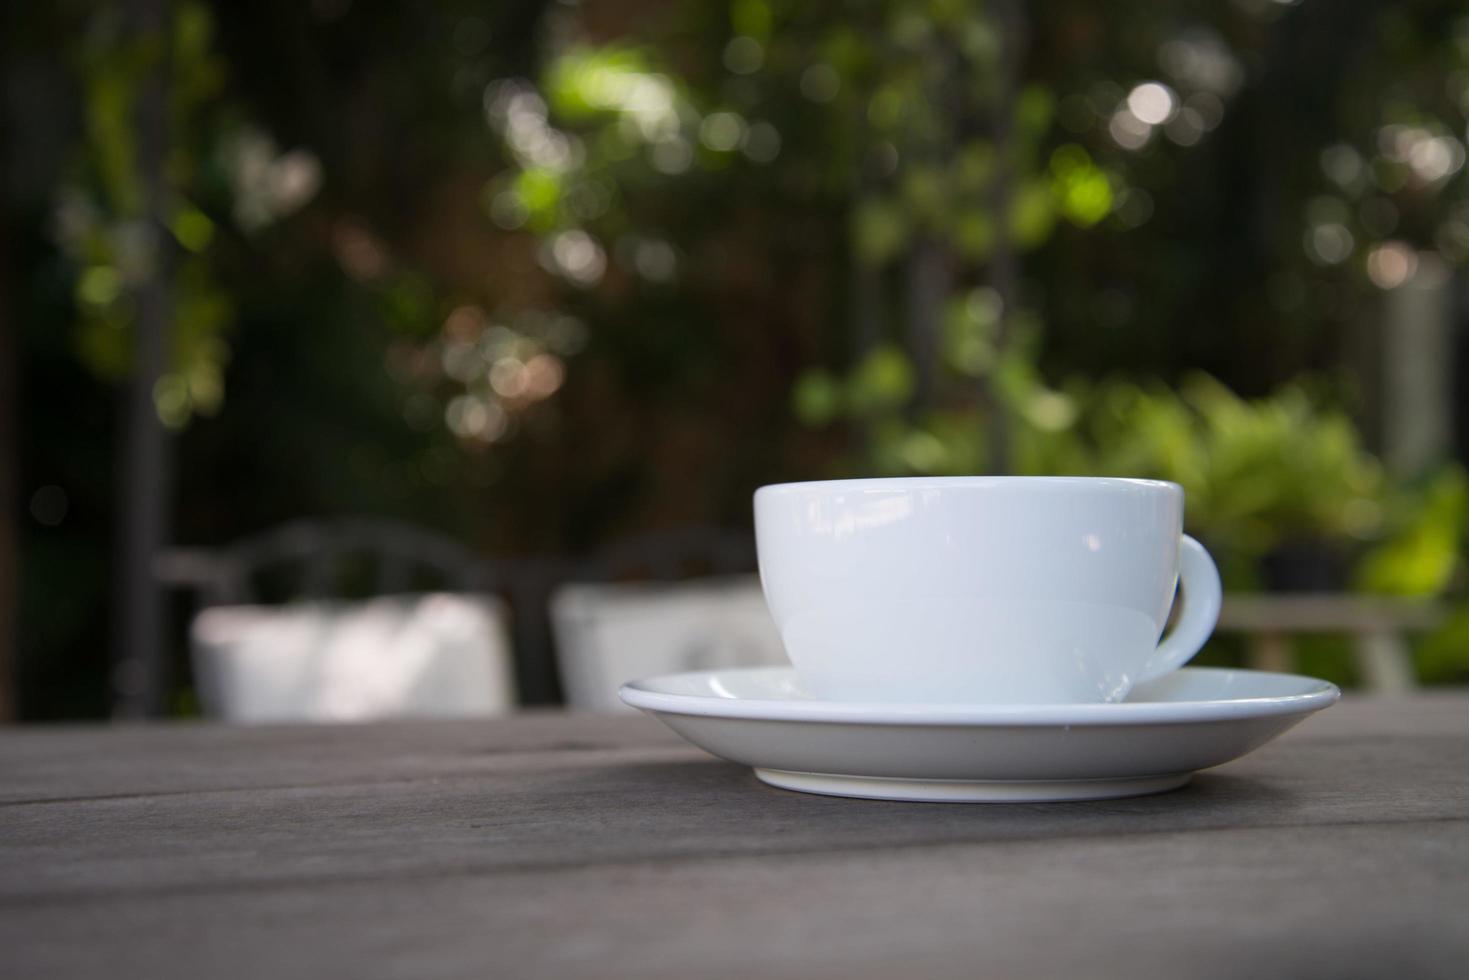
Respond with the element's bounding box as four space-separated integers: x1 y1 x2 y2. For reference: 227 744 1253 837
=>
4 0 1469 721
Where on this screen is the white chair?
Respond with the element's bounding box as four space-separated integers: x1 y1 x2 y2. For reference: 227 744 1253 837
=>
192 593 516 723
551 574 788 712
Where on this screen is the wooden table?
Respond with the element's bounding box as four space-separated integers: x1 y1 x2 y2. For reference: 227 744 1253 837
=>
3 696 1467 979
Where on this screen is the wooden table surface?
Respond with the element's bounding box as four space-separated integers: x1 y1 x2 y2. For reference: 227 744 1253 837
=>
3 695 1467 979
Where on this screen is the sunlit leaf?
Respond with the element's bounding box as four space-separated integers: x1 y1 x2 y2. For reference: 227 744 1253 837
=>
1058 166 1113 227
1357 467 1468 595
847 345 914 415
516 169 562 221
170 206 215 251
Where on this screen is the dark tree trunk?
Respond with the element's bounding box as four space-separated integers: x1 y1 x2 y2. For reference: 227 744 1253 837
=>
984 0 1028 475
849 98 884 453
850 247 884 457
112 0 175 719
905 238 950 413
850 236 883 360
0 172 15 723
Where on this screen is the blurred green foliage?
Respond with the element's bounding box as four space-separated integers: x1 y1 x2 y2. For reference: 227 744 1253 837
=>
1357 467 1468 596
472 0 1469 574
12 0 1469 715
1021 376 1387 558
56 2 323 429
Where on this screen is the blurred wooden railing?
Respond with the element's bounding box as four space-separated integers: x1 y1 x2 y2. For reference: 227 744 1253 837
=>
1217 594 1449 696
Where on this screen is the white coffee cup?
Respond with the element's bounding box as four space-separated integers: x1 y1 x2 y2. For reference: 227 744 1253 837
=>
754 477 1221 704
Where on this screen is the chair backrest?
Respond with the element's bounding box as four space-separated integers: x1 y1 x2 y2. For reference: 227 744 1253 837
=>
158 518 495 606
163 521 773 710
192 593 517 723
551 573 787 712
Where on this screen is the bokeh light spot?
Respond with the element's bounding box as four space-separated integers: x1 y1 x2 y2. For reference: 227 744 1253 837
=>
1126 82 1177 125
741 121 781 162
700 111 746 152
1366 241 1418 289
1108 110 1152 150
544 229 607 285
723 36 763 75
634 239 678 281
522 353 565 399
800 63 840 103
650 137 694 174
1305 223 1354 265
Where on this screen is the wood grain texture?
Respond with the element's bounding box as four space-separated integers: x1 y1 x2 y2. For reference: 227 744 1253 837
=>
2 696 1466 979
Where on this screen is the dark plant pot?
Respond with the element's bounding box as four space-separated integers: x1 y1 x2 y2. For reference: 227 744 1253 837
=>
1260 538 1349 593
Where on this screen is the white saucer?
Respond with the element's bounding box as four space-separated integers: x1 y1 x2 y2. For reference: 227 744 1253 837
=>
619 666 1339 802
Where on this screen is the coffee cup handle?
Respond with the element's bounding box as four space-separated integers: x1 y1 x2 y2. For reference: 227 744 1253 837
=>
1139 535 1222 683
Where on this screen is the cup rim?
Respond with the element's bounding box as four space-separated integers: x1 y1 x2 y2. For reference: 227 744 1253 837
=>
755 476 1181 497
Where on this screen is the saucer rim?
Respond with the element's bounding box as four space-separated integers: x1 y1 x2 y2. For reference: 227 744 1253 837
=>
619 665 1341 727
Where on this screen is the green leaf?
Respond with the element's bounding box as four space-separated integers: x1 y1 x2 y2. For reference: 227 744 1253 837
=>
792 369 843 426
847 345 914 416
1049 144 1114 227
900 165 948 223
1016 86 1055 139
170 206 215 252
899 427 949 472
953 212 995 261
956 140 996 192
730 0 773 41
77 266 124 308
545 46 655 121
515 169 563 228
380 272 438 338
852 197 910 266
958 20 1001 63
1058 167 1113 227
1357 467 1468 595
1009 179 1056 248
941 288 999 375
